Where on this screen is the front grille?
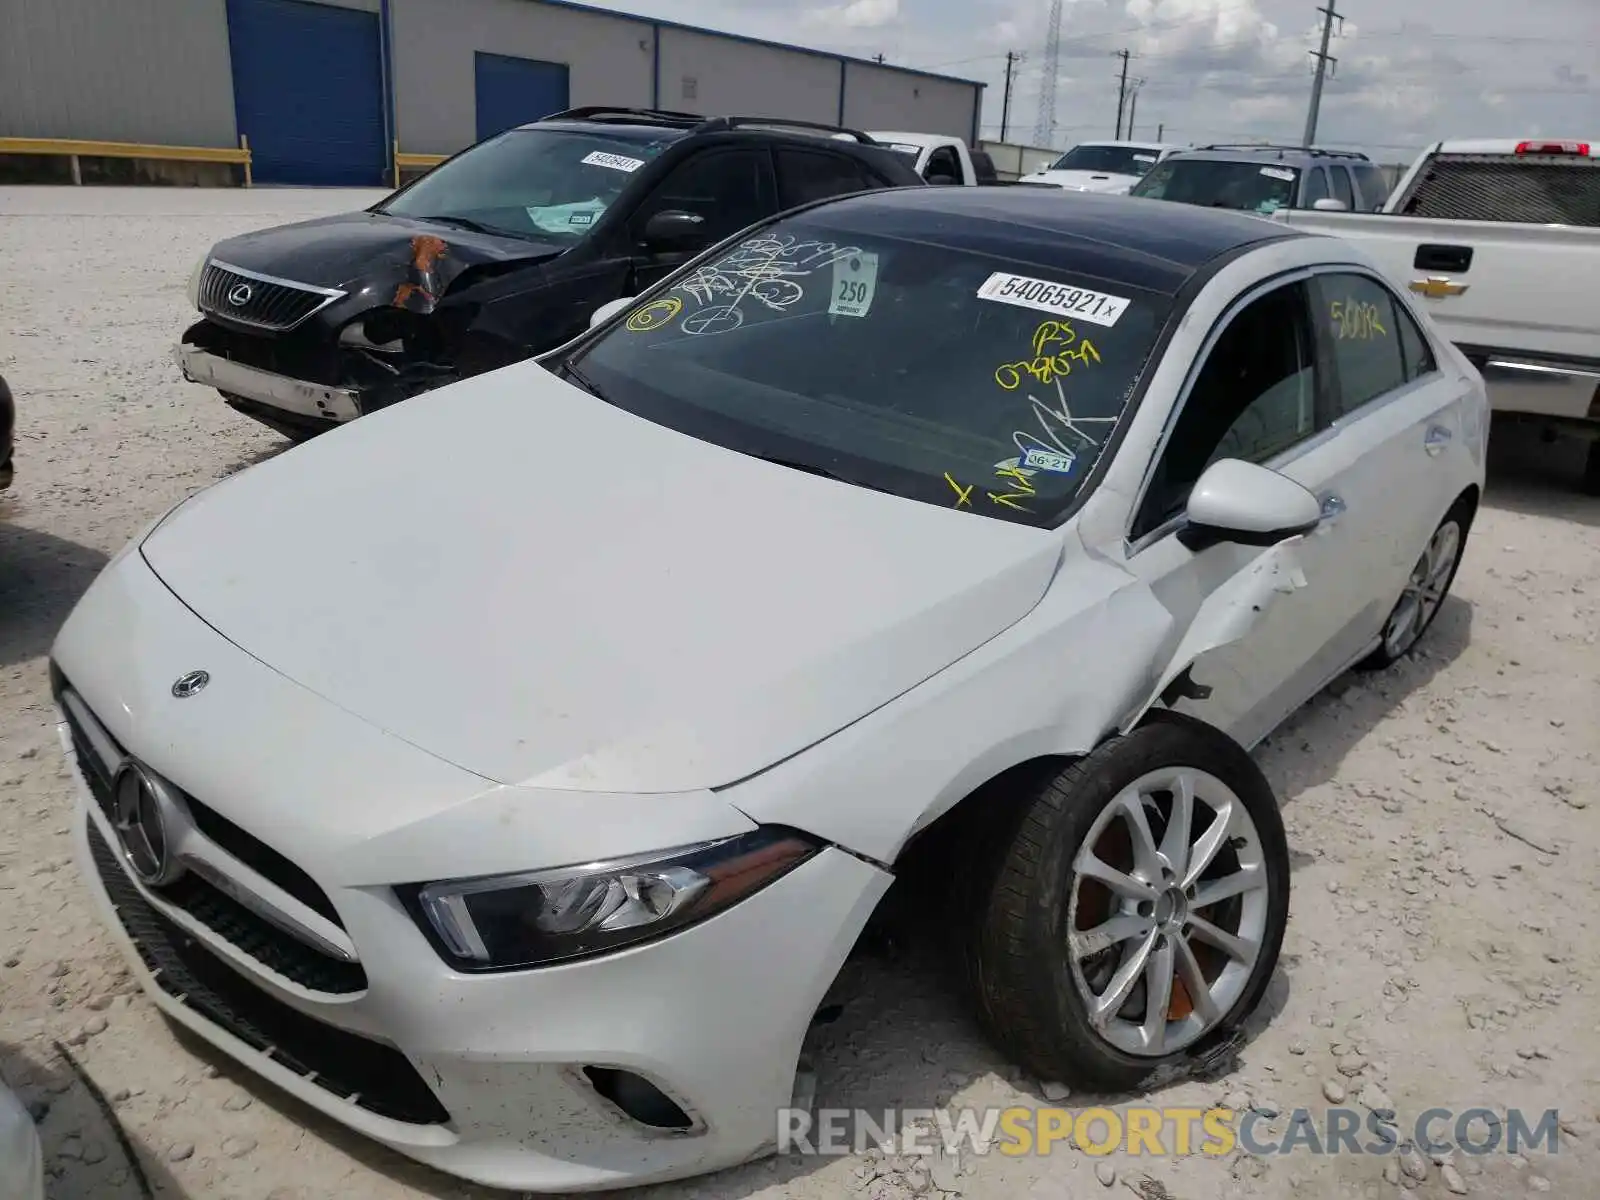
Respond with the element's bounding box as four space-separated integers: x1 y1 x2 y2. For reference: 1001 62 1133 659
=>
1397 156 1600 225
199 261 340 332
89 822 449 1127
59 680 361 992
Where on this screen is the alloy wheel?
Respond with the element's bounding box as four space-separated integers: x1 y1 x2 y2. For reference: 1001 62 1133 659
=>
1066 767 1270 1058
1382 519 1461 660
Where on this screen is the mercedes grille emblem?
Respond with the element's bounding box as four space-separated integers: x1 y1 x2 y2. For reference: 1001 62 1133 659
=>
112 763 185 887
171 669 210 698
226 282 253 307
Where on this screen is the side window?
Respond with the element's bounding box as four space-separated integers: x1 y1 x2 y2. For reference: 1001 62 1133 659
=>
1313 273 1408 415
924 145 961 181
774 148 875 209
632 149 769 245
1302 167 1331 207
1395 296 1439 381
1352 164 1389 211
1135 281 1320 537
1329 166 1356 210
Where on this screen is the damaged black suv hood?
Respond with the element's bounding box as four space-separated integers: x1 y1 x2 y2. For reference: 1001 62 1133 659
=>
208 210 566 310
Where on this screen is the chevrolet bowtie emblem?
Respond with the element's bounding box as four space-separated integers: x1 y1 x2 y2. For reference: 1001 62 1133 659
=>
1409 276 1469 299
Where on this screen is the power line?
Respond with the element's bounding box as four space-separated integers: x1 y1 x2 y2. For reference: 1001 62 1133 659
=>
1303 1 1342 147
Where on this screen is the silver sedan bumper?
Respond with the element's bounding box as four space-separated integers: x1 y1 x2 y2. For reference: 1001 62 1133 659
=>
175 343 362 424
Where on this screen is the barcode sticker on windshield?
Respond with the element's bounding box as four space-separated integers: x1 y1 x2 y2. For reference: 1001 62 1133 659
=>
582 150 645 173
1259 166 1295 181
976 272 1131 328
830 252 879 318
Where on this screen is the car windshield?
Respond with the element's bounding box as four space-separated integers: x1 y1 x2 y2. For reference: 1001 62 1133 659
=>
566 211 1174 528
380 127 678 240
1131 158 1301 214
1048 145 1162 176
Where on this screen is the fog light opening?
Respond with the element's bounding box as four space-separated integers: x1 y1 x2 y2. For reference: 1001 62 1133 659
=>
582 1066 693 1131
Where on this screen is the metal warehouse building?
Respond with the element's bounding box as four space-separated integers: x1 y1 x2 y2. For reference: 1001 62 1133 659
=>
0 0 985 186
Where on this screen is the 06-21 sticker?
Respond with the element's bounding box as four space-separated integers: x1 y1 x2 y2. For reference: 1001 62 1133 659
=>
976 272 1130 328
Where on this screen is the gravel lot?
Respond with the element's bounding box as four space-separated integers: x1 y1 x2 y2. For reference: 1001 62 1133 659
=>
1 185 1597 1200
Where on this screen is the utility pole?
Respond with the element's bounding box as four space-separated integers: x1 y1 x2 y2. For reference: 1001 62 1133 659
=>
1113 49 1132 139
1126 80 1144 140
873 53 886 64
1302 2 1342 147
1000 51 1022 142
1157 122 1165 140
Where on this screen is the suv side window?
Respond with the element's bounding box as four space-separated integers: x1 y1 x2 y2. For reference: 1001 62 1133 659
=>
1302 167 1331 207
1328 166 1357 210
1351 163 1389 211
632 148 770 245
774 147 879 209
1313 272 1415 415
924 145 962 181
1135 280 1321 537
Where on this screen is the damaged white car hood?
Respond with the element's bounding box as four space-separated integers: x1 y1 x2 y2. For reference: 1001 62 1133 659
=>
140 363 1063 793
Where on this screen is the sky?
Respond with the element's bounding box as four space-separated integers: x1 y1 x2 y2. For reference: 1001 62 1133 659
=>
583 0 1599 164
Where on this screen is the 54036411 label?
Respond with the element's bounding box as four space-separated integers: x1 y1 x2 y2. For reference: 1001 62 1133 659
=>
976 273 1131 328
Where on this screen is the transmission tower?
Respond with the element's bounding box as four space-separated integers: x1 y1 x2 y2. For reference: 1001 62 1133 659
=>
1034 0 1062 146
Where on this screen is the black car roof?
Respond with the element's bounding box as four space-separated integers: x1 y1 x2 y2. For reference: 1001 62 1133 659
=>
792 188 1306 297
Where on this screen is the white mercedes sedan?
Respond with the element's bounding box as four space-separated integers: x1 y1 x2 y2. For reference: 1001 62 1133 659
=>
52 187 1486 1192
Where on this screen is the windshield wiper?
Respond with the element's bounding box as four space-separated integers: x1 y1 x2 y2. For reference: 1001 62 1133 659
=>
560 360 608 400
747 453 895 495
415 214 513 237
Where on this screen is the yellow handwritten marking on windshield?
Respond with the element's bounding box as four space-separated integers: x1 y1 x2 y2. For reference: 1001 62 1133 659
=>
996 320 1103 390
1329 298 1387 340
986 462 1037 511
946 472 975 508
626 295 683 332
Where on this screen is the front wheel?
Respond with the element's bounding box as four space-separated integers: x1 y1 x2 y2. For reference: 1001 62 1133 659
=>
960 714 1290 1091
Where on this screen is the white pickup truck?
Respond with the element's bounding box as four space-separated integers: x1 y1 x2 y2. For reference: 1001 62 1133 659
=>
1277 139 1600 492
865 132 1030 186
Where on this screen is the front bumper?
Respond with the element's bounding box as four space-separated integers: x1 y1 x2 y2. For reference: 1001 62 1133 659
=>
175 342 362 425
55 553 892 1191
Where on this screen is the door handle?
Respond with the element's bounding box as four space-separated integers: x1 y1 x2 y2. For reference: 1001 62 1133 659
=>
1424 425 1453 456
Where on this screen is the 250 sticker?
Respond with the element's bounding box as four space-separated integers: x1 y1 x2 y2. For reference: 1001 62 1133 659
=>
976 273 1131 328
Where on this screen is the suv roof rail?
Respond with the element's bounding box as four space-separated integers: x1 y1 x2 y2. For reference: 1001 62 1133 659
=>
694 115 877 143
540 106 707 128
1194 142 1371 161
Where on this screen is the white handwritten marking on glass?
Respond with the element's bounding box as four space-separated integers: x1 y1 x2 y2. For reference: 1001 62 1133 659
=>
582 151 645 173
829 252 879 319
976 273 1131 328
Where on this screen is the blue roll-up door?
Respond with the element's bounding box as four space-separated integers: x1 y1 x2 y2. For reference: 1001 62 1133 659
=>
226 0 387 186
475 52 571 142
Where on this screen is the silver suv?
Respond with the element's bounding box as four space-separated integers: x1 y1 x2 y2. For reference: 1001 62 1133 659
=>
1128 144 1391 216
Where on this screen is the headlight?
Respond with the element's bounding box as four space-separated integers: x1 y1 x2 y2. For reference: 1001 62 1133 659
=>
403 827 820 971
185 255 207 310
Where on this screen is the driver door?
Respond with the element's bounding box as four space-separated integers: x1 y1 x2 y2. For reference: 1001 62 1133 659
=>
625 148 775 294
1122 275 1354 748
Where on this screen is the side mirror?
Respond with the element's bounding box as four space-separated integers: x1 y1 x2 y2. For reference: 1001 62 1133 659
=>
589 295 636 330
1179 459 1322 551
641 209 709 252
1311 197 1349 212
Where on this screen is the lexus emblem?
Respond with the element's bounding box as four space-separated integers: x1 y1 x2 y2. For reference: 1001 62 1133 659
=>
226 282 254 307
112 764 185 887
171 670 210 698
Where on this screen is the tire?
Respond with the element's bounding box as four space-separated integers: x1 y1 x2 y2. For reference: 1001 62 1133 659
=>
1358 495 1473 670
958 712 1290 1092
1582 440 1600 498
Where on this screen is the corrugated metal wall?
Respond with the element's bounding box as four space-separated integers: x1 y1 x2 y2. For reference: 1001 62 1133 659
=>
389 0 653 154
842 61 979 143
0 0 236 144
0 0 984 171
655 27 841 127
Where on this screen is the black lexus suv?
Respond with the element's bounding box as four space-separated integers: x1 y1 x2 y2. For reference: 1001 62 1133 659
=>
176 107 925 440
